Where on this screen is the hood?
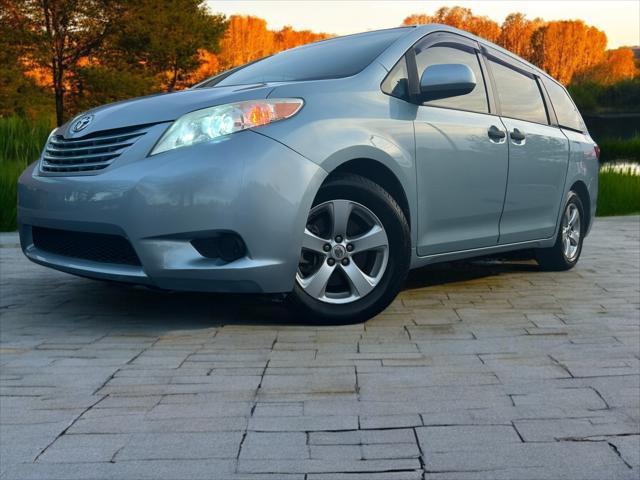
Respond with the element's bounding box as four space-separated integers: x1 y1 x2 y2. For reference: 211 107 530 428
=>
59 84 276 138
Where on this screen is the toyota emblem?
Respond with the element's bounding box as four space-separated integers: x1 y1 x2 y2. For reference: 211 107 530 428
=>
72 115 93 132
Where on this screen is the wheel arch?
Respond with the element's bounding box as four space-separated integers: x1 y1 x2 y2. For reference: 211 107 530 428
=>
570 180 592 233
324 158 412 230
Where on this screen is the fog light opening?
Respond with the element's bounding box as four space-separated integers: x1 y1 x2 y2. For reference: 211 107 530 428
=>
191 233 246 263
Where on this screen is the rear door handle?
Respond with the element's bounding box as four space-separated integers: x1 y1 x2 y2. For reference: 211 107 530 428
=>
510 128 526 141
488 125 506 141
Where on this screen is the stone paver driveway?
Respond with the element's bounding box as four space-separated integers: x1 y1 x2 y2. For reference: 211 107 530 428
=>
1 216 639 480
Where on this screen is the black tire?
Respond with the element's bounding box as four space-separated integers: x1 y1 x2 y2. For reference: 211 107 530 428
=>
536 191 585 271
288 173 411 324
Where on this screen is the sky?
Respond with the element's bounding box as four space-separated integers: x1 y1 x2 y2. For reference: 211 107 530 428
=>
207 0 640 49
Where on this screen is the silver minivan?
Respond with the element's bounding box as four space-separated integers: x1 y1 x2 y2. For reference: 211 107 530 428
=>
18 25 599 323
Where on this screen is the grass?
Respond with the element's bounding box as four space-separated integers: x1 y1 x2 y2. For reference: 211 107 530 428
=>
0 116 53 163
597 164 640 216
0 116 639 231
0 116 53 231
0 161 30 232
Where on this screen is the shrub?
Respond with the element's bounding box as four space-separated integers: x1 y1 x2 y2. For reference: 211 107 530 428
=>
597 165 640 216
598 136 640 162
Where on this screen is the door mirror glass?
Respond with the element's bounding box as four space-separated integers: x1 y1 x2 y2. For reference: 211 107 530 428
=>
419 63 476 102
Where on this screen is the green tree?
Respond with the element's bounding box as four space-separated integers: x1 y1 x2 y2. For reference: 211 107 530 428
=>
2 0 120 125
69 65 158 114
111 0 227 91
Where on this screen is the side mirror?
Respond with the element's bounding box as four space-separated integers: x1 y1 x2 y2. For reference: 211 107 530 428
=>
419 64 476 102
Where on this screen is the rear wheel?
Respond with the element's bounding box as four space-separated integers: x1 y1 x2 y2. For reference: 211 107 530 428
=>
289 174 410 324
536 191 585 271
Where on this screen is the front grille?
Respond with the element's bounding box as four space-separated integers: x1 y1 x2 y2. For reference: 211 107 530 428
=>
32 227 142 266
41 125 147 173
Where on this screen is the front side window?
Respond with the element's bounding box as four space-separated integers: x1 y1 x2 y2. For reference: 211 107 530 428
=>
543 78 586 132
414 43 488 113
381 57 409 100
489 59 548 124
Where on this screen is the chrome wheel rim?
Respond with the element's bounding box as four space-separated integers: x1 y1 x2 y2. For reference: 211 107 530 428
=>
296 200 389 304
561 203 581 262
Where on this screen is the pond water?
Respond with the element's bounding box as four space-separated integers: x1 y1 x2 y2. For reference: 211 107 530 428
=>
600 161 640 175
584 114 640 140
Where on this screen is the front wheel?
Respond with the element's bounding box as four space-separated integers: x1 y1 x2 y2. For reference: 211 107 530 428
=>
536 191 585 271
288 174 411 324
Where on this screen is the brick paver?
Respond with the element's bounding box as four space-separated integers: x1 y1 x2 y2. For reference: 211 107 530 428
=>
1 217 638 479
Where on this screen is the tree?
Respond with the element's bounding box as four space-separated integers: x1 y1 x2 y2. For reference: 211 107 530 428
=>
574 47 638 85
111 0 226 92
498 13 544 61
217 16 275 71
3 0 119 125
69 65 158 113
273 26 330 51
213 17 331 76
402 14 431 26
0 7 50 118
531 20 607 84
403 7 500 42
182 50 220 87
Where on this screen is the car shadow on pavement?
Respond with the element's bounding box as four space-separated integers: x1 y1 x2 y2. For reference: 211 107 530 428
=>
404 258 540 290
38 258 541 329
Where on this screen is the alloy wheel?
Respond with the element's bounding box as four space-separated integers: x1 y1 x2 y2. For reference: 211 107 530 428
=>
296 200 389 304
561 202 581 261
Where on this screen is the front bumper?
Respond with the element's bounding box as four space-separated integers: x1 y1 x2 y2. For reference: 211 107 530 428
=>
18 129 326 293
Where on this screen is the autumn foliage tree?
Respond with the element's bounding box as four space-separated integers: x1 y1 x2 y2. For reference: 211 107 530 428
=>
3 0 120 125
498 13 544 62
274 26 329 51
2 3 637 122
403 7 500 43
530 20 608 84
403 8 636 86
2 0 227 124
217 16 274 71
217 16 330 72
573 47 638 85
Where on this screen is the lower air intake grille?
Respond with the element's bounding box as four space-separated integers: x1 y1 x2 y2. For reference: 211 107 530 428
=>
32 227 141 266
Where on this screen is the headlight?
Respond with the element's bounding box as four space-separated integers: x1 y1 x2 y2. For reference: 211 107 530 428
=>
150 98 303 155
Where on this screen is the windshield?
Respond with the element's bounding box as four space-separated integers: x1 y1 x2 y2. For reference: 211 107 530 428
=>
198 28 410 88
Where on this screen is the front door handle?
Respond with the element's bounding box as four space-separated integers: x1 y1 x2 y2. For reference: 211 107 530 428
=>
488 125 506 141
510 128 526 141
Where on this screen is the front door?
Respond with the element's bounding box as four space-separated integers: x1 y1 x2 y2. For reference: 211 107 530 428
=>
413 36 509 256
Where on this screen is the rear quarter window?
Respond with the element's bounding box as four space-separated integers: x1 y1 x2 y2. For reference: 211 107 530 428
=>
543 78 586 132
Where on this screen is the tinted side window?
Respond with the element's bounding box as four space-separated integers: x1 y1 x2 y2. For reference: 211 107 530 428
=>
489 60 548 124
381 57 409 100
543 78 586 132
415 44 488 113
